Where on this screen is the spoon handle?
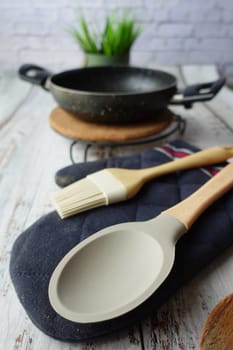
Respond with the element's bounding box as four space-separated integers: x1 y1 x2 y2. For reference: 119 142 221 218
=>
164 162 233 230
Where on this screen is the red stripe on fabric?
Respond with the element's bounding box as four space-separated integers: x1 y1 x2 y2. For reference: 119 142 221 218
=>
160 145 191 158
203 167 221 176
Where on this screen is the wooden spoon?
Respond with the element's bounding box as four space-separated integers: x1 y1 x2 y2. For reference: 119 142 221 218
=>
199 294 233 350
48 163 233 323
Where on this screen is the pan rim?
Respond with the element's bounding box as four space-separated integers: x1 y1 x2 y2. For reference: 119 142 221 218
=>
49 66 177 97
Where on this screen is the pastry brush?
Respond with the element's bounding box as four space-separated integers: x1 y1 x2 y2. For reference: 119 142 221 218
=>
52 146 233 219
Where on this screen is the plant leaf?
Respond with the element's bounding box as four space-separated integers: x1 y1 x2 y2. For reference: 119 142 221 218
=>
69 10 142 55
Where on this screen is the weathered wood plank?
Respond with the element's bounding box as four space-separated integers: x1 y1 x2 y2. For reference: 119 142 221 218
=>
142 245 233 350
0 73 142 350
141 65 233 350
181 65 233 131
1 65 233 350
0 71 32 129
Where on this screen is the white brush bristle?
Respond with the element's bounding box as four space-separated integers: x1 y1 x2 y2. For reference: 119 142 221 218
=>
52 178 106 219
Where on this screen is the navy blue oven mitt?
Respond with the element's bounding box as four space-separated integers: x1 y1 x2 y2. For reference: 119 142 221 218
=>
10 140 233 342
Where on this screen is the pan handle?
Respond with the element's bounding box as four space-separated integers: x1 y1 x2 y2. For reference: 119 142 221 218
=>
170 78 225 108
18 64 52 91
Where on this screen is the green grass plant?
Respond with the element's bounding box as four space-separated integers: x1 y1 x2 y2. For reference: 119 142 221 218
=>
70 11 142 56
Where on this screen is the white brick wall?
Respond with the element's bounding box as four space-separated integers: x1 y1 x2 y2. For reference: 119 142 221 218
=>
0 0 233 80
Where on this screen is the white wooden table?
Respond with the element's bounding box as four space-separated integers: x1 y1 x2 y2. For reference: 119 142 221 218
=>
1 65 233 350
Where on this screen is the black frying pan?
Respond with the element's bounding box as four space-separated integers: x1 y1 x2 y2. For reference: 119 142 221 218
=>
19 64 225 124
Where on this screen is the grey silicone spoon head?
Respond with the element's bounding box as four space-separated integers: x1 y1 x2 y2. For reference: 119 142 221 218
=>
49 163 233 323
49 214 185 323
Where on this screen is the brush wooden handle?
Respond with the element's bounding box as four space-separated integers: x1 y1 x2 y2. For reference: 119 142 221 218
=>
164 162 233 230
109 146 233 200
140 146 233 181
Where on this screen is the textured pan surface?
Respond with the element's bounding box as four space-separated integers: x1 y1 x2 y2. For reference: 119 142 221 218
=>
49 66 177 124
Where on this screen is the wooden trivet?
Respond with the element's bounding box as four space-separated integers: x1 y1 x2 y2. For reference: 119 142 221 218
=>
49 107 174 142
49 107 174 143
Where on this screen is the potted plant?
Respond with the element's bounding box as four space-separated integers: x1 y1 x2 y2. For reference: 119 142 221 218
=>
70 11 142 66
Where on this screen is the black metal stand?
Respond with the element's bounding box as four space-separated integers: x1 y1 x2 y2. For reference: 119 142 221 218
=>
69 114 186 164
